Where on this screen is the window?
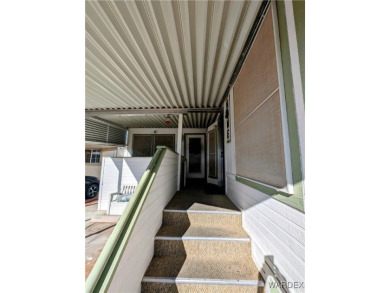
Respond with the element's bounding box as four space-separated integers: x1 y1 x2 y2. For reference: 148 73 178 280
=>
132 134 175 157
85 149 101 164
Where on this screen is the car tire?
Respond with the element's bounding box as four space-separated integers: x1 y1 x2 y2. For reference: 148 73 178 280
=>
86 184 98 199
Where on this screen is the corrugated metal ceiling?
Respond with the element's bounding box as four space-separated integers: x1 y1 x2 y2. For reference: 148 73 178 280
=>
85 0 263 127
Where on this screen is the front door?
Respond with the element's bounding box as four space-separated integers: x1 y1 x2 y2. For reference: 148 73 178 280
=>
185 135 205 178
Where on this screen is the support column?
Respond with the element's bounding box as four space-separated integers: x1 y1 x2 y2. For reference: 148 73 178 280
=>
177 114 183 191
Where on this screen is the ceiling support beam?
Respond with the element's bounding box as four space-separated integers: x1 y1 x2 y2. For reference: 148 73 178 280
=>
85 108 221 117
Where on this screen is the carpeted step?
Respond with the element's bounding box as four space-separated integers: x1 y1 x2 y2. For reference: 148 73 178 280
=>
141 282 265 293
163 210 242 226
156 222 249 238
165 192 240 213
141 186 263 293
154 238 252 258
154 222 251 257
142 255 264 293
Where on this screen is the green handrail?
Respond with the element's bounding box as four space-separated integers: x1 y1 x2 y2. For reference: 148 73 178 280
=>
85 146 170 292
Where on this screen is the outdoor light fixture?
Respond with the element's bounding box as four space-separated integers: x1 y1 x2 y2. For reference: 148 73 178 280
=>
165 115 171 125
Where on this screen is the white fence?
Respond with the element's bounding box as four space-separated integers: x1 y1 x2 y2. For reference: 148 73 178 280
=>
98 157 152 212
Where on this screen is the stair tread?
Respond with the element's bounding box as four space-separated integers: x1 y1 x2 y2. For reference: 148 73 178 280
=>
144 255 261 281
165 192 240 212
142 282 264 293
156 223 249 239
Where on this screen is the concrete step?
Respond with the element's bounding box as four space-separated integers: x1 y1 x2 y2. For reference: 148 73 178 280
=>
142 255 264 293
163 209 242 226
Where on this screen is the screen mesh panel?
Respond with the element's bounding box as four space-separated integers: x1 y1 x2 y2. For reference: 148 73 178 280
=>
234 10 287 189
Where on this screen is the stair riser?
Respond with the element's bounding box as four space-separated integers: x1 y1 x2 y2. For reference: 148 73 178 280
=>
141 282 264 293
163 212 242 226
154 239 252 258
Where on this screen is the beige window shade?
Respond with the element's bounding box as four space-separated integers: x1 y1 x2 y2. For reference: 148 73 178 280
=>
133 135 154 157
234 10 279 127
133 134 175 157
234 9 287 190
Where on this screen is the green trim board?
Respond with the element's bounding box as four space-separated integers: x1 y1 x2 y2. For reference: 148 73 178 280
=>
236 175 304 213
292 0 305 100
85 146 172 292
275 0 304 198
207 128 218 179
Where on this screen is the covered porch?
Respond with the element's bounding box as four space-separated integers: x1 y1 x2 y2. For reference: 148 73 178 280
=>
85 0 305 292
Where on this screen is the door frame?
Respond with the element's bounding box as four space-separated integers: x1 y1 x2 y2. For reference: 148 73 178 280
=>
185 134 206 179
207 115 224 187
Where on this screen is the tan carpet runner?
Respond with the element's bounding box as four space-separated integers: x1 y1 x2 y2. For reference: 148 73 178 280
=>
141 187 264 292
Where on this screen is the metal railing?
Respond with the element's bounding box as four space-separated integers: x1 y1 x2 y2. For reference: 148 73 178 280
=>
85 146 169 293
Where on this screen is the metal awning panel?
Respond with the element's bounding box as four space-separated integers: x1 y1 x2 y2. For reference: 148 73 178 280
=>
85 118 127 145
86 0 263 118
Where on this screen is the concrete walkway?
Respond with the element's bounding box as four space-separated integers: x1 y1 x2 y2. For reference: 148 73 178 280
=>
85 201 117 280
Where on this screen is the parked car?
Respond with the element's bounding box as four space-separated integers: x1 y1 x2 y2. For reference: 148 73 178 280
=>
85 176 100 199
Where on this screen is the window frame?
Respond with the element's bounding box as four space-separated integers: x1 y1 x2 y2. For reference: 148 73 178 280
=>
85 149 101 164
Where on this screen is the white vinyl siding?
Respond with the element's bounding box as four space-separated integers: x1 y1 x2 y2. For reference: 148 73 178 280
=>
226 176 304 290
108 150 179 293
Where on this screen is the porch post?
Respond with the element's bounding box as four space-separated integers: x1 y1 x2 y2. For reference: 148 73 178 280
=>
177 114 183 191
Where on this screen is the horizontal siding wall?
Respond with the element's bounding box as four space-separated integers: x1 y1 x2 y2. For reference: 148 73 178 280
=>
226 175 305 291
98 157 151 211
85 164 101 179
108 150 178 293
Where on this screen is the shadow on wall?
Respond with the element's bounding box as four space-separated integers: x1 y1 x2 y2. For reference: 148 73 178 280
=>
112 158 124 195
124 158 144 182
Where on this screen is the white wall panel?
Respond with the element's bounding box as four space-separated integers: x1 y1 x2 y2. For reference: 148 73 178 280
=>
108 150 178 293
98 157 151 211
